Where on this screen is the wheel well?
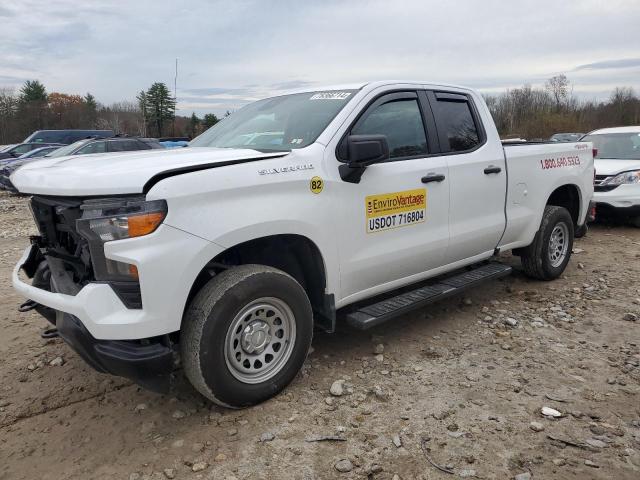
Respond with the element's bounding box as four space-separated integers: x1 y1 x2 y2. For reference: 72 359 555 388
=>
547 184 580 227
186 235 334 331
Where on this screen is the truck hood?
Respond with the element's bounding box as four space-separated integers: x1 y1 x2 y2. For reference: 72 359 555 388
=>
594 158 640 176
11 147 287 196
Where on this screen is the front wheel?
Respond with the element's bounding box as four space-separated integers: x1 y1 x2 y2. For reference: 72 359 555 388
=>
181 264 313 408
520 205 574 280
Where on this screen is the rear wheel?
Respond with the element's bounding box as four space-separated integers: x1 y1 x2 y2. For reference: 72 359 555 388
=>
520 205 574 280
629 216 640 228
181 264 313 408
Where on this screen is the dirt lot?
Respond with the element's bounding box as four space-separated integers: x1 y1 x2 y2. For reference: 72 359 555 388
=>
0 191 639 480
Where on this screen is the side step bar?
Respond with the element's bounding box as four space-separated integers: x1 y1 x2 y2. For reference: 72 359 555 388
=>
346 262 512 330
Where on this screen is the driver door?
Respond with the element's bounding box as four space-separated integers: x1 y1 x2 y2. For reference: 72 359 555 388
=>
333 91 450 302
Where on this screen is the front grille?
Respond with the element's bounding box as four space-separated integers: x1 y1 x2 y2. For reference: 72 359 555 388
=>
29 196 142 309
594 174 618 192
30 196 92 283
594 174 608 186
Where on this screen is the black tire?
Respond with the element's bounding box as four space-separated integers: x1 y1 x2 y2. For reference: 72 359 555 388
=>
630 216 640 228
181 264 313 408
574 223 588 238
520 205 574 280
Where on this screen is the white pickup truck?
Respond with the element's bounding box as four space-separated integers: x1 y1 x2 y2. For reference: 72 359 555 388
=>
12 81 594 408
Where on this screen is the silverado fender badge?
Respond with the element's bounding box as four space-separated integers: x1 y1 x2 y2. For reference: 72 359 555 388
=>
258 164 314 175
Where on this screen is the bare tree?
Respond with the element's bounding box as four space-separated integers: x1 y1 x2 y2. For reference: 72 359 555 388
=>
545 74 571 111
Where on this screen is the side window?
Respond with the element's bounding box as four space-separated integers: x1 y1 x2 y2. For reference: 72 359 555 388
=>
110 140 142 152
432 96 481 152
352 98 428 159
13 144 33 154
76 141 106 155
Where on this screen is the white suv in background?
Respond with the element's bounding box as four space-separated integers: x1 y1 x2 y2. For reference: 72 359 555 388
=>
583 126 640 226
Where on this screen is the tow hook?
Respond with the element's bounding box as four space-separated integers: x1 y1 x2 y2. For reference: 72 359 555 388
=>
18 300 39 313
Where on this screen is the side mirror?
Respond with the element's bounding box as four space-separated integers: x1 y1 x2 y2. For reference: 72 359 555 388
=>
339 134 389 183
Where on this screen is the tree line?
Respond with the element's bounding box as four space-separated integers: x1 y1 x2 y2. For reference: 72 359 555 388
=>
1 76 639 145
485 75 640 140
0 80 221 144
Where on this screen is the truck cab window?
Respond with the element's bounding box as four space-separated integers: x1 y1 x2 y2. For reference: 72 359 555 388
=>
433 98 480 152
352 99 428 159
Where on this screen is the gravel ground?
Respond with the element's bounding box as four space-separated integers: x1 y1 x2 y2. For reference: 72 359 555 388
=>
0 191 639 480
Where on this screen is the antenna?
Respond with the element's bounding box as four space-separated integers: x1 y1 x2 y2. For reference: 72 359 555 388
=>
173 58 178 135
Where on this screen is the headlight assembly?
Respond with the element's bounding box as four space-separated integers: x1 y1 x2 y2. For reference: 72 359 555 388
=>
77 197 167 281
601 170 640 186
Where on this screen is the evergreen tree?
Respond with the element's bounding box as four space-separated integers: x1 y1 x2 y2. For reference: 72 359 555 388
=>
202 113 220 129
18 80 48 130
84 92 97 127
187 112 201 138
145 82 175 137
19 80 47 103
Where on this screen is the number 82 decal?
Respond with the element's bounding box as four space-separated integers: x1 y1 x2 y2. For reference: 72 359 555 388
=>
310 176 324 194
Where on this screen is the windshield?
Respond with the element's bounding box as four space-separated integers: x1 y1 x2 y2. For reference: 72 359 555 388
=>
46 139 88 158
190 90 356 151
582 132 640 160
551 133 583 142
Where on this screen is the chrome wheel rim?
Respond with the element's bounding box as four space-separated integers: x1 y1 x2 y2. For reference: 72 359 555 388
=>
548 222 569 268
224 297 296 384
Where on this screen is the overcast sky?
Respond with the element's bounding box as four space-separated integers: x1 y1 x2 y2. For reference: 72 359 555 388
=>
1 0 639 116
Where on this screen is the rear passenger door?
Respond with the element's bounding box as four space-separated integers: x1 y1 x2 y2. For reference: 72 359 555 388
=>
427 91 506 263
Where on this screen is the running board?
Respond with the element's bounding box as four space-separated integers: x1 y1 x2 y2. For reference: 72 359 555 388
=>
346 262 512 330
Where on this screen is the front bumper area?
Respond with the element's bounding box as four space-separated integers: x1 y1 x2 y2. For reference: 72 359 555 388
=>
593 184 640 211
13 223 217 340
595 202 640 219
56 311 173 392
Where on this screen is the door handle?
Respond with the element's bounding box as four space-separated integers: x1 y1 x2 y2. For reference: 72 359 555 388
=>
484 165 502 174
421 173 445 183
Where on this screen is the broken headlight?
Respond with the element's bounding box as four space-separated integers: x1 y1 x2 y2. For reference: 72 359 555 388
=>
77 197 167 281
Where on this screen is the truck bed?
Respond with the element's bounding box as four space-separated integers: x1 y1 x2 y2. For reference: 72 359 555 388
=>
498 141 594 251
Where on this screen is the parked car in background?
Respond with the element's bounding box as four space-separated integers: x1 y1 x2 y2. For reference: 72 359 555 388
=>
45 136 164 158
23 130 114 145
17 145 61 159
158 136 190 142
160 140 189 148
1 138 163 192
0 143 64 160
0 147 60 191
550 133 584 142
583 126 640 226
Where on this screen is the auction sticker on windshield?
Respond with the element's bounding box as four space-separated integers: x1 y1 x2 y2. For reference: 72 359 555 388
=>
366 188 426 233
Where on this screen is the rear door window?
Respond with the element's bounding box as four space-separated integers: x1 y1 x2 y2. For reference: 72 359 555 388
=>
431 94 482 152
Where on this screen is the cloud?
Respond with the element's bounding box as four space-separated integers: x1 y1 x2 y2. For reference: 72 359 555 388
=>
575 58 640 71
181 87 250 96
0 6 15 17
0 0 638 116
